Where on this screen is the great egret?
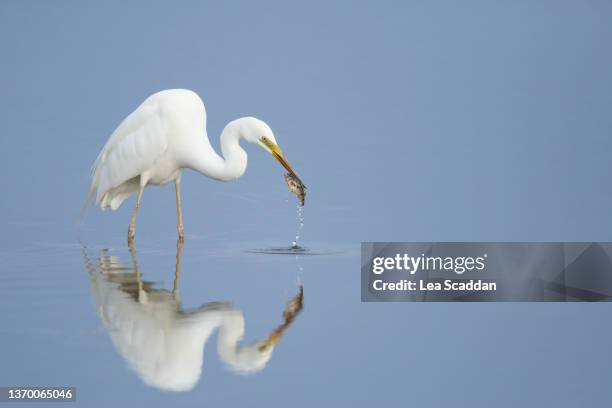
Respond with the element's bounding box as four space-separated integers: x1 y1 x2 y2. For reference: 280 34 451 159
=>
83 241 304 391
86 89 304 242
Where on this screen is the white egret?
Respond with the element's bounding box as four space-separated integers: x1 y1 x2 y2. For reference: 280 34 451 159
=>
83 241 304 391
86 89 304 242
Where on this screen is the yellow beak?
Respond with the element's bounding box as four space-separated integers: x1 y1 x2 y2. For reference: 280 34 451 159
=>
265 141 305 187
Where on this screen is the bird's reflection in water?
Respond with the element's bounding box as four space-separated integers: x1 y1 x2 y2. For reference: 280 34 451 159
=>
82 240 303 392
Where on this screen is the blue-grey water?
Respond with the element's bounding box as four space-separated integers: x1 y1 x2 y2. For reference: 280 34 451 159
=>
1 1 612 406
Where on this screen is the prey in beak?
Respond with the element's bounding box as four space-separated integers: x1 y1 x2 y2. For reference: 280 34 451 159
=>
260 137 306 206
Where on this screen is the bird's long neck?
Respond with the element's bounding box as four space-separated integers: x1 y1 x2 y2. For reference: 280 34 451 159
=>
186 121 247 182
219 121 248 180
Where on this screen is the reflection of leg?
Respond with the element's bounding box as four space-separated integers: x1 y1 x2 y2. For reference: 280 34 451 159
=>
175 179 185 241
128 180 146 244
173 239 184 302
80 243 95 276
127 240 144 301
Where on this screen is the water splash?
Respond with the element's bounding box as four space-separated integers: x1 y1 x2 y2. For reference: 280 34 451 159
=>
246 204 333 255
291 205 304 249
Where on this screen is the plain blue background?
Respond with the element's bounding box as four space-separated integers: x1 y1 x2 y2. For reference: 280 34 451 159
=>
0 1 611 407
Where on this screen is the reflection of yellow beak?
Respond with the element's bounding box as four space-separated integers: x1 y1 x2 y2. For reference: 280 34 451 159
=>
263 140 305 187
267 330 282 345
258 330 282 352
256 285 304 353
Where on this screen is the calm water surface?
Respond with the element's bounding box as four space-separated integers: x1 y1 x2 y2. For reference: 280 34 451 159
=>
1 221 611 407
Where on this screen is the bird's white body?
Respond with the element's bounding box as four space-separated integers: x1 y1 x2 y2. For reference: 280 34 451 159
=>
91 89 251 209
88 89 298 241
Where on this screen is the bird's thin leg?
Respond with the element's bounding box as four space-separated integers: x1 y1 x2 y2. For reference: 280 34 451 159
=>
128 184 145 243
175 179 185 241
172 238 183 302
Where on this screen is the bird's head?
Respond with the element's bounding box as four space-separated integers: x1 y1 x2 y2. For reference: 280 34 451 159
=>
239 117 304 186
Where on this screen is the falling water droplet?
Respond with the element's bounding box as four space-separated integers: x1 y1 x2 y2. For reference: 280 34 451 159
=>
291 205 304 250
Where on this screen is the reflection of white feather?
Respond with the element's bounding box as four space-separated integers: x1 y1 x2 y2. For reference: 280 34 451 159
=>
88 254 277 392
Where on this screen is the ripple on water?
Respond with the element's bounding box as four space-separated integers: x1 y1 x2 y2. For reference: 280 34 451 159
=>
246 245 342 256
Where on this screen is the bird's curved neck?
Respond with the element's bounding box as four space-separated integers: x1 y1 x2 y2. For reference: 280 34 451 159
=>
219 122 248 180
187 122 247 182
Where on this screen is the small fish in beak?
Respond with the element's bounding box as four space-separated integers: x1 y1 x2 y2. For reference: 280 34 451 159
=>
284 172 306 206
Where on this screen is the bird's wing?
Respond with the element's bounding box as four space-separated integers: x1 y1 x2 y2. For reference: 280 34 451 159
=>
90 100 170 204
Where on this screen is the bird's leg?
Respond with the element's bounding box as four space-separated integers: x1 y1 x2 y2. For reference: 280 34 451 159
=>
172 238 183 302
175 179 185 241
128 184 145 244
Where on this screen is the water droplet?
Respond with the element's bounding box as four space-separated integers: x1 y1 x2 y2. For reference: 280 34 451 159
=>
292 205 305 248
